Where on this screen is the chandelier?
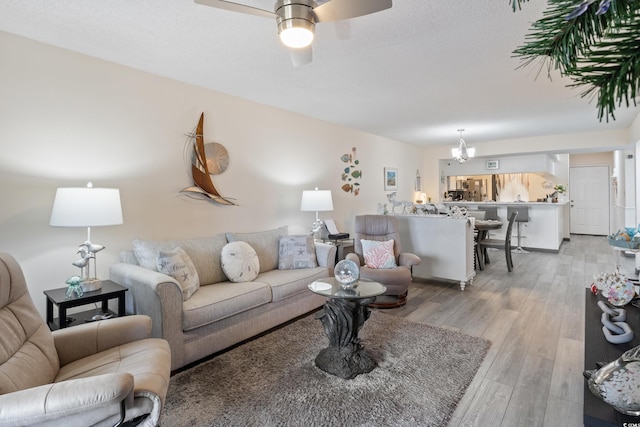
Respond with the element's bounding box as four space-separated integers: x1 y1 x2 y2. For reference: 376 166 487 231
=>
451 129 475 164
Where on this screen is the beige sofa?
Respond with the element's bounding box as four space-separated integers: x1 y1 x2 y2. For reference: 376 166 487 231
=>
109 226 336 371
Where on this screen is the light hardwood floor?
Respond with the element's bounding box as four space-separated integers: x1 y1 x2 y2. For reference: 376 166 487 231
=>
384 234 617 427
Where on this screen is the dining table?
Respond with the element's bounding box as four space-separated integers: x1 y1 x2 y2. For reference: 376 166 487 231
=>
474 219 503 270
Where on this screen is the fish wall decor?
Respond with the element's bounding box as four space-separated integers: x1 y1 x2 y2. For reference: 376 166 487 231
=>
340 146 361 196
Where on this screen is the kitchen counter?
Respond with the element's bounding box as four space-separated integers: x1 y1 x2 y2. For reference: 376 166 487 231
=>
443 201 566 251
443 201 569 206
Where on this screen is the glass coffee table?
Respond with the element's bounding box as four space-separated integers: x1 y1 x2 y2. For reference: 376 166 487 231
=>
308 277 386 379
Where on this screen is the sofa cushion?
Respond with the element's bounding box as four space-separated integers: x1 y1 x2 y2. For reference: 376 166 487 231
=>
278 235 317 270
220 242 259 283
361 239 397 269
182 281 272 331
132 234 228 285
226 226 287 273
256 267 329 302
157 247 200 300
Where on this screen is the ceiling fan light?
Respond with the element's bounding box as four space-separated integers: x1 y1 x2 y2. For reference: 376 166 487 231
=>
278 19 315 48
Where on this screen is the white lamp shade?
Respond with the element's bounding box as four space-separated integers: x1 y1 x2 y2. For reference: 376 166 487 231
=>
300 189 333 212
50 187 123 227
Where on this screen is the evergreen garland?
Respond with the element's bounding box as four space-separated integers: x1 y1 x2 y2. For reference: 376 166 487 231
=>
510 0 640 121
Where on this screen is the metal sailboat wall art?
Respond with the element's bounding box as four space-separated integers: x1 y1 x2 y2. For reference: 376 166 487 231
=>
180 113 236 206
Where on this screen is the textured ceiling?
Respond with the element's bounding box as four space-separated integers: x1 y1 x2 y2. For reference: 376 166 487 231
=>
1 0 638 147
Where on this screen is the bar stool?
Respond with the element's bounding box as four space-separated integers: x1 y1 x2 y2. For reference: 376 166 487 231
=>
478 206 498 220
507 206 529 253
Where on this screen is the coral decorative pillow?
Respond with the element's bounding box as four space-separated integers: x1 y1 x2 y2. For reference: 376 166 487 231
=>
221 241 260 283
361 239 397 269
278 235 317 270
157 247 200 300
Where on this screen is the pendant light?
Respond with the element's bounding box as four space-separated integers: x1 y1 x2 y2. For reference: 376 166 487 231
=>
451 129 475 164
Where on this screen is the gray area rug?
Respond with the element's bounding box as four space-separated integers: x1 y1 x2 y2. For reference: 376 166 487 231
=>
160 311 490 427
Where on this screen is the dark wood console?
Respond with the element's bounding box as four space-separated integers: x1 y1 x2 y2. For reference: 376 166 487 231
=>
584 289 640 426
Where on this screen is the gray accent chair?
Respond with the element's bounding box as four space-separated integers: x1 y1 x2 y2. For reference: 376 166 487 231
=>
0 252 171 427
346 215 421 308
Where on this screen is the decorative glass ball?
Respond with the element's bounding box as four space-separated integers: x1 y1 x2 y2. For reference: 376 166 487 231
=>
334 259 360 287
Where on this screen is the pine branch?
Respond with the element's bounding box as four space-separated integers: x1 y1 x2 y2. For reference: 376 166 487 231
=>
511 0 531 12
512 0 640 121
570 19 640 120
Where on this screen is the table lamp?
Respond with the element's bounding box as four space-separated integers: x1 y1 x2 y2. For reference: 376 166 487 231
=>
50 182 123 291
300 187 333 240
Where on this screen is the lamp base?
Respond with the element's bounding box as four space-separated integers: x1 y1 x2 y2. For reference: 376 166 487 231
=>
81 278 102 292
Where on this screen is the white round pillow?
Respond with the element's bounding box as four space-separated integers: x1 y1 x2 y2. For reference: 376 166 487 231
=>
221 241 260 283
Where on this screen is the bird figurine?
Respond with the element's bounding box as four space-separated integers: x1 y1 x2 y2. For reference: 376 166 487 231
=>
82 241 105 254
72 252 90 278
73 241 104 281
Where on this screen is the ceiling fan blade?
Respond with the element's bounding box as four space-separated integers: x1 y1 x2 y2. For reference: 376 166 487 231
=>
312 0 392 22
194 0 276 19
290 46 312 67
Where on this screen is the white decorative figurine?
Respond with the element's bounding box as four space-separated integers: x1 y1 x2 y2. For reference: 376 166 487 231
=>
386 192 413 214
73 240 105 292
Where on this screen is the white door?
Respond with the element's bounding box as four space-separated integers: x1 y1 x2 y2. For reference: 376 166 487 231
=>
570 166 610 235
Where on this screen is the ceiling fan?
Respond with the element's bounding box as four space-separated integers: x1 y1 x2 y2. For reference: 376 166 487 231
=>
194 0 392 66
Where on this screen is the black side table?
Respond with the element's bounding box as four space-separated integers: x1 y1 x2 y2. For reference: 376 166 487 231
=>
322 237 355 261
44 280 127 330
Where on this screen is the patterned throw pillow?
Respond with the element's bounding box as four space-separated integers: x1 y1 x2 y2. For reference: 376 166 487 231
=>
361 239 397 269
221 241 260 283
157 247 200 300
278 235 318 270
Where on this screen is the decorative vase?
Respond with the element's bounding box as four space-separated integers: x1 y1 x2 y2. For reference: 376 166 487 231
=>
334 259 359 288
594 270 635 306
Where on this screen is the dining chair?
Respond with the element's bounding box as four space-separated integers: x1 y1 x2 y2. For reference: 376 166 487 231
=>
467 210 486 220
478 206 499 220
478 211 518 272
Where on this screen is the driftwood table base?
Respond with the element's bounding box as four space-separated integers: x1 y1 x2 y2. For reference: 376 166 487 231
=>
314 296 377 379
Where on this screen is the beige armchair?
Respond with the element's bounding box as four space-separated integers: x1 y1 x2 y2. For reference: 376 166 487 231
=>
0 253 171 427
346 215 421 308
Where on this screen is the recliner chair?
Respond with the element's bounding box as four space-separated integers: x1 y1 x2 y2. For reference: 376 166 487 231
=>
0 252 171 427
346 215 420 308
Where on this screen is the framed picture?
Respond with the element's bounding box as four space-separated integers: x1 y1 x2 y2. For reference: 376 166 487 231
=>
486 160 500 170
384 167 398 191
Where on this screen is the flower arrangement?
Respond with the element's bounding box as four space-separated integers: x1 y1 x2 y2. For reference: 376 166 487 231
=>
554 184 567 194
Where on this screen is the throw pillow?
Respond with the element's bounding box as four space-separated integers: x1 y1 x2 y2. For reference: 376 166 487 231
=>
157 247 200 300
361 239 397 269
226 226 287 273
132 235 228 285
278 235 318 270
221 241 260 283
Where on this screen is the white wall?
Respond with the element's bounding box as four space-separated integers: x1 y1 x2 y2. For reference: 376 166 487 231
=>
2 31 639 318
0 32 423 317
